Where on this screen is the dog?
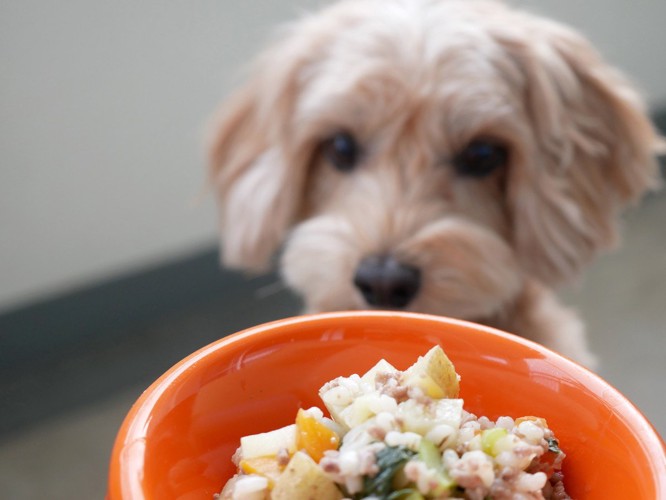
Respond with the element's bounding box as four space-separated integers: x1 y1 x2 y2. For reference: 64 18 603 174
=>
207 0 662 368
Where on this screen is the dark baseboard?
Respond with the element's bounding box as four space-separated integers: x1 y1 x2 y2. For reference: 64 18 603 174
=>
2 248 239 369
655 109 666 173
655 109 666 134
0 248 301 440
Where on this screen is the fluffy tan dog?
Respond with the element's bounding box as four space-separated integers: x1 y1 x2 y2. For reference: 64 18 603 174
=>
208 0 662 368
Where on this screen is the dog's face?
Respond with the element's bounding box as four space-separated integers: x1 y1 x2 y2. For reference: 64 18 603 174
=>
209 0 660 321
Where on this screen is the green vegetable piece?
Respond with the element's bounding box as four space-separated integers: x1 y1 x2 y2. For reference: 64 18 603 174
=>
417 438 455 495
418 439 442 470
547 437 561 454
431 473 455 496
387 488 424 500
481 428 508 457
357 446 416 499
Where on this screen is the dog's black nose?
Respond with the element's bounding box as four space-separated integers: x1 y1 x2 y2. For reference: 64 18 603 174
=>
353 255 421 308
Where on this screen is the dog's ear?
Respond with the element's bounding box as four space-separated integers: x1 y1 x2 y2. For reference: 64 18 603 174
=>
495 18 663 285
207 25 320 272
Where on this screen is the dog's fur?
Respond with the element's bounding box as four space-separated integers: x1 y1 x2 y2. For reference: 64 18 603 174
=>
208 0 662 368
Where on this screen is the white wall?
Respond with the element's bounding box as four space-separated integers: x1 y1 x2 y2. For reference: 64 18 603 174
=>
1 0 665 312
519 0 666 105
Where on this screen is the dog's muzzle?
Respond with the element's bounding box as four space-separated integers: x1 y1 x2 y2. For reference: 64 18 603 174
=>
353 255 421 309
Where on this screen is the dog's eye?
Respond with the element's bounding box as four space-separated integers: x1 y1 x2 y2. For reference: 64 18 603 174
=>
322 132 360 172
453 139 509 177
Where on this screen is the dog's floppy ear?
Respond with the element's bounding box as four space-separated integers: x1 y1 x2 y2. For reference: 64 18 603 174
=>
496 18 663 285
207 22 322 272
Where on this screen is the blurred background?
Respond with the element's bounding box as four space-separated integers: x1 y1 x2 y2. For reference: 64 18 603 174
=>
1 0 664 498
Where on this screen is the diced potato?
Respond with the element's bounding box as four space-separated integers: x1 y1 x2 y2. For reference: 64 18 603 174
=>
433 398 464 428
402 346 460 398
360 359 398 385
338 392 398 428
319 375 370 429
397 398 463 435
271 451 343 500
320 360 398 431
320 398 345 427
217 474 240 499
228 475 269 500
320 381 355 425
240 424 297 460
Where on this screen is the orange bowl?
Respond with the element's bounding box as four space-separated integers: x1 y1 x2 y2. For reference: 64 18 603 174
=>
108 312 665 499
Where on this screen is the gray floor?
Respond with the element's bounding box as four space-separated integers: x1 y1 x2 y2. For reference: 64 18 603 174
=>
1 194 665 499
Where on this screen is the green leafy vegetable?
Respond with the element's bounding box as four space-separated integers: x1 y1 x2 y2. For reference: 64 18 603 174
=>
355 446 416 499
386 488 423 500
546 437 561 454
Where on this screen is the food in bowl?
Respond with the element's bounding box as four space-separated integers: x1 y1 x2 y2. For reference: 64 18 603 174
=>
217 345 568 499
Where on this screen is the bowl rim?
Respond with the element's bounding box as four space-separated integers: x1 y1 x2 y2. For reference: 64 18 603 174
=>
107 311 666 498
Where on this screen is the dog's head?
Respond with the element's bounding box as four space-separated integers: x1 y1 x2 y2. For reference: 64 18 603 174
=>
208 0 661 320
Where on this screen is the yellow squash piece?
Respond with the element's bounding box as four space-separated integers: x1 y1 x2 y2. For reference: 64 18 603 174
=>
296 409 340 463
515 416 548 427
